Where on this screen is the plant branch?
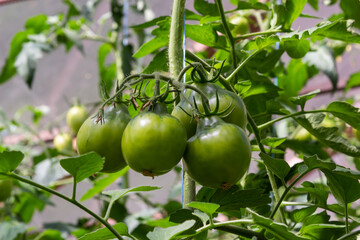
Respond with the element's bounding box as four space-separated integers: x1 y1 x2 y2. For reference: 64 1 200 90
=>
226 49 261 85
215 0 237 71
72 177 77 200
257 109 329 130
338 229 360 240
1 172 124 240
234 28 284 40
345 203 349 234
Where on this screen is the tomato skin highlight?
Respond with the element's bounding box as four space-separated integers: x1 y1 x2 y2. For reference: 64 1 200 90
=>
66 105 88 134
184 116 251 189
172 82 247 139
0 179 12 202
122 108 187 176
76 104 130 173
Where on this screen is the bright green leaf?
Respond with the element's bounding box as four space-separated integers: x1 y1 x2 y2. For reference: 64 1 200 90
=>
185 24 227 49
187 202 219 217
326 101 360 130
147 220 196 240
59 152 104 183
194 0 218 16
143 48 169 73
251 210 310 240
25 15 49 34
278 59 308 97
345 72 360 91
0 150 24 173
261 137 287 148
292 206 317 223
289 90 320 111
340 0 360 29
80 167 129 201
284 0 307 30
259 152 290 181
78 223 129 240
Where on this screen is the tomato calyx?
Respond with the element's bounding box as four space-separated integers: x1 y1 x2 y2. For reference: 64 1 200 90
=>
189 60 226 84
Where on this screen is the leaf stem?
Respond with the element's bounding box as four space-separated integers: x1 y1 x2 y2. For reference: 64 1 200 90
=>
226 49 261 84
269 170 310 219
338 229 360 240
345 203 349 234
72 176 77 200
215 0 237 70
234 29 285 40
257 109 329 130
1 172 124 240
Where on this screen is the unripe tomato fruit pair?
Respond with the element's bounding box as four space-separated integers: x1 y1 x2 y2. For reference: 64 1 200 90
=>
183 116 251 189
76 104 130 173
66 105 88 134
0 179 12 202
121 103 187 177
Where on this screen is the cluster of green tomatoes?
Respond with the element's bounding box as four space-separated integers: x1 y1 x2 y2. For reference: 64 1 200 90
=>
60 66 252 190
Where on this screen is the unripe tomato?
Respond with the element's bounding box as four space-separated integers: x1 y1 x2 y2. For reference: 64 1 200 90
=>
293 127 312 141
230 15 249 35
66 105 88 134
172 82 247 139
76 104 130 173
0 179 12 202
122 103 187 177
53 133 73 153
184 116 251 189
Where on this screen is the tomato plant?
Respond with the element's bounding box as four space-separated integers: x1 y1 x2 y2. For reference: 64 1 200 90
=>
1 0 360 240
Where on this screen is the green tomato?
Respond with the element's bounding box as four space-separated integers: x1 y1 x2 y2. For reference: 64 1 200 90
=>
184 116 251 189
66 105 88 134
293 127 312 141
172 82 247 139
53 133 73 153
0 179 12 202
230 15 249 35
76 104 130 173
122 103 187 177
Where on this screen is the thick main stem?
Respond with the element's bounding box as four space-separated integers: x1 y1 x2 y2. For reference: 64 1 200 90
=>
168 0 196 208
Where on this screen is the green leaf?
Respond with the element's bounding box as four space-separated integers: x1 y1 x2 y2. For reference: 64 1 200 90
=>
284 0 307 30
185 24 227 49
300 224 345 240
133 18 170 58
236 1 269 10
194 0 218 16
0 220 27 240
345 72 360 91
104 186 160 204
187 202 219 217
303 46 338 91
278 59 308 97
308 0 319 10
302 155 336 171
143 48 169 73
147 220 196 240
292 206 317 223
322 169 360 206
80 167 129 201
261 137 286 148
295 182 329 207
295 115 360 157
34 229 64 240
251 210 310 240
130 16 168 29
326 101 360 130
59 152 104 183
185 9 202 21
0 150 24 173
259 152 290 181
63 0 81 19
282 140 330 160
78 223 129 240
340 0 360 29
169 209 204 235
25 15 49 34
63 28 84 53
289 90 320 111
284 39 310 58
314 20 360 43
0 31 30 84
